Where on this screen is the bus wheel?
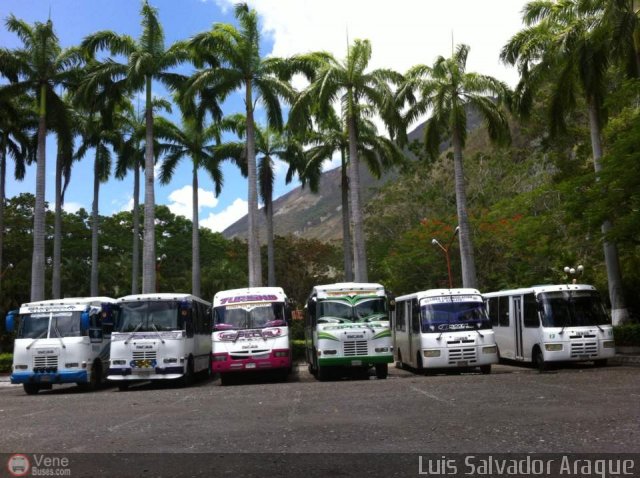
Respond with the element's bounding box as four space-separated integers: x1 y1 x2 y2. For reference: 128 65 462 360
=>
317 365 330 381
118 382 130 391
23 383 40 395
180 359 194 387
594 359 608 367
395 351 404 370
480 365 492 375
416 352 424 374
220 374 232 386
375 363 388 379
533 347 548 372
78 361 102 391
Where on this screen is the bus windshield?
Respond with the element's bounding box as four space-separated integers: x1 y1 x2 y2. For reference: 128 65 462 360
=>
18 311 83 339
214 303 285 330
118 301 183 332
317 298 387 323
420 300 491 333
539 291 610 327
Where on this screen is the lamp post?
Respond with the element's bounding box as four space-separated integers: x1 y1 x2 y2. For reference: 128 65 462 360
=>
156 254 167 292
563 264 584 284
0 263 14 280
431 226 459 289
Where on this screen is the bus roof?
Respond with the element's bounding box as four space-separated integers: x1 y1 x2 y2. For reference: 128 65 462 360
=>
311 282 385 299
19 296 117 314
117 293 211 306
395 288 482 302
213 287 287 307
483 284 597 298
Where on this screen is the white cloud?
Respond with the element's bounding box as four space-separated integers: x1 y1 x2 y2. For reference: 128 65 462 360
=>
219 0 526 88
167 185 219 219
200 198 248 232
63 202 84 214
118 196 135 213
322 151 342 172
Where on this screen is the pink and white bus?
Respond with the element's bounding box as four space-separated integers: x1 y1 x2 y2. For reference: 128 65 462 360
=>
211 287 292 385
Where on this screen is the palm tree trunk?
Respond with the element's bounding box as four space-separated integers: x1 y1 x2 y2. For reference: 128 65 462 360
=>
266 197 275 286
90 157 100 297
192 163 201 297
341 149 353 282
347 110 368 283
52 144 63 299
142 76 156 294
588 100 629 324
634 0 640 77
245 80 262 287
131 164 140 295
452 128 477 289
31 86 47 302
0 135 6 294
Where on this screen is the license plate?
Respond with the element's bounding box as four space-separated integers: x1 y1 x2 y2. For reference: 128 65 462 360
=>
351 360 362 366
580 355 590 359
135 368 152 374
245 363 256 369
457 361 468 367
40 375 51 382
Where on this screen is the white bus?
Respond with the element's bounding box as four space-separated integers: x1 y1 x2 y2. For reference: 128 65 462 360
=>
106 293 211 390
212 287 292 385
5 297 118 395
305 282 393 380
393 289 498 374
484 284 615 371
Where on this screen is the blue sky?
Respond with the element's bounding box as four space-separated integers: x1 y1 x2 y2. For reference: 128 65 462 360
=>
0 0 529 232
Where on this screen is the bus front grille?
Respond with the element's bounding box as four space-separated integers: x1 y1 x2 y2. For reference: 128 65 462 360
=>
132 351 157 361
570 342 598 357
344 341 368 356
447 348 477 364
33 355 58 370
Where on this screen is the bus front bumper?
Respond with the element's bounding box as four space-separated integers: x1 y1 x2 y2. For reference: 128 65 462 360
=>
318 354 393 367
107 366 185 380
11 370 88 384
212 350 291 373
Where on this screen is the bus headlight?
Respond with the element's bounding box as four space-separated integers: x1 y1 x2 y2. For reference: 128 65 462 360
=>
375 347 389 353
322 350 337 355
603 340 615 348
163 358 178 364
13 364 28 370
212 354 228 362
65 362 79 368
423 350 441 358
111 359 127 366
273 351 289 358
482 346 497 354
545 343 563 351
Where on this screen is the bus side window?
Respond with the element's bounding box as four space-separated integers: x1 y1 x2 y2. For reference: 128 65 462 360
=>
488 298 499 327
499 297 510 327
411 299 420 334
395 302 405 331
185 306 194 338
523 293 539 327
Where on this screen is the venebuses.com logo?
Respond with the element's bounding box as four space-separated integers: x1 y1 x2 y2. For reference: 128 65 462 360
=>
6 453 71 476
7 454 30 477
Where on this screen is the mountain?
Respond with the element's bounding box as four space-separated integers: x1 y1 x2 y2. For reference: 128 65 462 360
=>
221 115 476 242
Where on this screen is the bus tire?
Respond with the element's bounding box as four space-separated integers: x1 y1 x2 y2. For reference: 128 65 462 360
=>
480 365 492 375
220 373 231 386
78 361 102 391
416 352 424 374
375 363 388 379
180 358 194 387
23 383 40 395
533 347 548 372
594 359 608 367
317 365 330 381
396 350 404 370
118 382 130 391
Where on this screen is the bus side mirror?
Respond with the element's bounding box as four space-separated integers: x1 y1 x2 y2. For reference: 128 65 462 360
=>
5 310 17 333
388 299 396 312
81 310 90 331
89 328 103 343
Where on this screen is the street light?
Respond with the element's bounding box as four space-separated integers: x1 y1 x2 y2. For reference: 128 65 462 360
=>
0 263 14 280
431 226 459 289
563 264 584 284
156 254 167 292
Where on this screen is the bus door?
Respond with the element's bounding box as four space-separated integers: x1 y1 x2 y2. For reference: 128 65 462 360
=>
513 296 524 360
409 299 421 367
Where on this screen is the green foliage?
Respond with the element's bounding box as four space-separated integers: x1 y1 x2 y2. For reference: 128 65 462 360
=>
291 339 306 362
0 353 12 373
613 324 640 347
289 318 304 341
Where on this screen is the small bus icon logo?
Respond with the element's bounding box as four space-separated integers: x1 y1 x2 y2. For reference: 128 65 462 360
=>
7 454 30 476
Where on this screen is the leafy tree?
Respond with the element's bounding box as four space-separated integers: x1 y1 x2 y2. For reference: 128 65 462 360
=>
82 0 188 294
402 44 510 289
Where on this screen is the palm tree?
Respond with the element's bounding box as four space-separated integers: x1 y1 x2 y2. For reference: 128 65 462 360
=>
187 3 308 287
301 110 405 282
290 39 404 282
0 16 81 301
501 0 630 324
82 1 188 294
0 94 33 294
156 106 225 297
402 44 510 289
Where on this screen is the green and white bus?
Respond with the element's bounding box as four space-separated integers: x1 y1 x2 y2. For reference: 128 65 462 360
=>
305 282 393 380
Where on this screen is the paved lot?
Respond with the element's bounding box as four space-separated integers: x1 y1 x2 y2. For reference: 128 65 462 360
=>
1 362 638 457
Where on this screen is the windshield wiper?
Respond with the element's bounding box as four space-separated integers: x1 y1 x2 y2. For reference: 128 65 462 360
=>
26 328 48 350
51 317 67 349
149 319 166 344
471 322 484 338
124 321 144 344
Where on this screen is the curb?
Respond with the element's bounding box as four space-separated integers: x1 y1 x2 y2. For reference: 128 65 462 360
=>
610 354 640 367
